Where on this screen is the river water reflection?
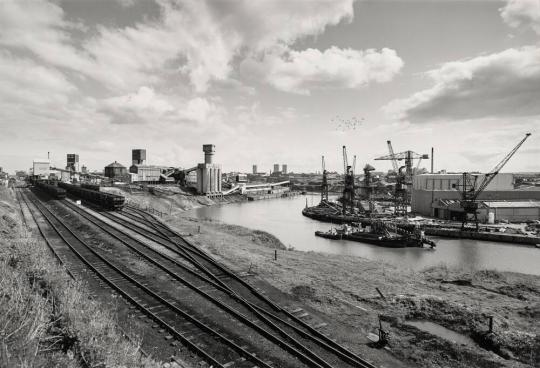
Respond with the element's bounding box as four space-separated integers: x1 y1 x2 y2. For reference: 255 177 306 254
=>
191 194 540 275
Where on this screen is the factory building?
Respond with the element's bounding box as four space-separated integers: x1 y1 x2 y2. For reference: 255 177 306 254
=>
104 161 127 180
412 173 540 219
33 159 50 179
282 164 288 174
66 154 79 172
129 165 163 182
273 164 280 174
132 149 146 165
196 144 221 195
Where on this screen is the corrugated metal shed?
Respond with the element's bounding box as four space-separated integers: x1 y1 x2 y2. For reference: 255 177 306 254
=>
481 201 540 208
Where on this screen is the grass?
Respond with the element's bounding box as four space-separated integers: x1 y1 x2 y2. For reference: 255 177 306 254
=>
0 187 161 368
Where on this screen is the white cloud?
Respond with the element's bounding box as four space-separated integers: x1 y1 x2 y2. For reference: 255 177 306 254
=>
0 0 359 94
500 0 540 34
0 51 76 106
100 86 218 125
244 46 403 95
384 47 540 122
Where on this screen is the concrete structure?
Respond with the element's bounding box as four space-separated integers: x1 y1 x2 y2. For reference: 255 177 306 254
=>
33 159 50 179
132 149 147 165
413 173 540 218
129 165 163 182
196 145 221 194
104 161 127 180
282 164 288 174
252 165 257 174
66 154 79 172
273 164 280 174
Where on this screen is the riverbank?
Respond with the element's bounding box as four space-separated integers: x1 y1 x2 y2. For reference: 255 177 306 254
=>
0 187 160 367
166 211 539 368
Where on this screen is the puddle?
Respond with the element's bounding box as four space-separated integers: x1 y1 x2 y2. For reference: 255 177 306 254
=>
405 320 477 346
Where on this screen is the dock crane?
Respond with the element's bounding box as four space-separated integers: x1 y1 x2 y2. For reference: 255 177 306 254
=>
454 133 531 231
321 155 329 202
342 146 355 215
375 141 429 216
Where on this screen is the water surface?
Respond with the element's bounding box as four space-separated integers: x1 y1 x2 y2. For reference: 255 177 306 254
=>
191 194 540 275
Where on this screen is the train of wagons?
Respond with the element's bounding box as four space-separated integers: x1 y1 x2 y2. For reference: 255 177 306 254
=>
32 180 124 210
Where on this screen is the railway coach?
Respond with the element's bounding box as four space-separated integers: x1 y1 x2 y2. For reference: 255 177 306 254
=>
58 182 124 210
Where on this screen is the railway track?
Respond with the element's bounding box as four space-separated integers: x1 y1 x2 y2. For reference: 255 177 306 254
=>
21 187 378 368
19 189 281 368
100 204 377 368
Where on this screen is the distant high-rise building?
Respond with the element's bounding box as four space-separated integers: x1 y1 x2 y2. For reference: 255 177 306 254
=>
282 164 288 174
273 164 280 174
132 149 146 165
252 165 257 174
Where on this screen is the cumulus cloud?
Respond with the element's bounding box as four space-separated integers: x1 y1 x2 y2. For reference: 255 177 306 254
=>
100 86 218 125
384 47 540 122
244 46 403 95
500 0 540 34
0 0 358 93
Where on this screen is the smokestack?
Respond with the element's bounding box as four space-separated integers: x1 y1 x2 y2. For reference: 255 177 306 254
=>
431 147 434 174
203 144 215 164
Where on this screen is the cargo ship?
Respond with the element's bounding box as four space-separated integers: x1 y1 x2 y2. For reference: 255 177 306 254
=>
315 221 436 248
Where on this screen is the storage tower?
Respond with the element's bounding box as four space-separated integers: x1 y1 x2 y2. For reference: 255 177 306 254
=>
67 154 79 172
132 149 146 165
196 145 222 194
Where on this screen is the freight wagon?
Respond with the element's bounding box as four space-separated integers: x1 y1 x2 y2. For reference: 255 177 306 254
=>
58 182 124 210
34 181 66 199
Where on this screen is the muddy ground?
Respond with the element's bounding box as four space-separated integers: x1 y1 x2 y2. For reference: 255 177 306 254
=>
155 208 539 368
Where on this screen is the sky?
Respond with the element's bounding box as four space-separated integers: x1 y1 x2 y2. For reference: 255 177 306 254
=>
0 0 539 174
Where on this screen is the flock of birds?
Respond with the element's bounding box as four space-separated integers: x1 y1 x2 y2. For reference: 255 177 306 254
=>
330 115 365 131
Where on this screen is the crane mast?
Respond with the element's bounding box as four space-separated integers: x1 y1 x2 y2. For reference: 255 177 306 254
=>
457 133 531 230
321 155 329 202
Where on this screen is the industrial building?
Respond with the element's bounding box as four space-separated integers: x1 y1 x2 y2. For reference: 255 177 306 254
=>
66 154 79 172
104 161 127 180
128 149 169 183
33 159 50 179
129 165 163 182
196 145 222 195
413 173 540 221
252 165 257 174
273 164 280 174
282 164 288 174
132 149 146 165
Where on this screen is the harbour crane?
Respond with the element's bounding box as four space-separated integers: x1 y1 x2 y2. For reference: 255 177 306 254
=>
321 155 329 202
454 133 531 231
342 146 355 215
375 141 428 216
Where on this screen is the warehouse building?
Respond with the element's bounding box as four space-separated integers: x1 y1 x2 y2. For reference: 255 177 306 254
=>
413 173 540 219
33 159 50 179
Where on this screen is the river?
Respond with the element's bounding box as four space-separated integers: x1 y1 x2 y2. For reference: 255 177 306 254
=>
191 194 540 275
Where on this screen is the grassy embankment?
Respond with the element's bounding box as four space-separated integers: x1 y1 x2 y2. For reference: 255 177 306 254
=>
0 187 159 368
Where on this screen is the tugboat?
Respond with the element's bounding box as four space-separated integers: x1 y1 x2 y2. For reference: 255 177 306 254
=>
315 221 436 248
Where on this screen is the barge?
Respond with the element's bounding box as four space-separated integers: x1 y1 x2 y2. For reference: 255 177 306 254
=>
315 222 436 248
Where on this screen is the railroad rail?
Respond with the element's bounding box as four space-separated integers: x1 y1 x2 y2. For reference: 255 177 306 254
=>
19 189 278 368
103 205 377 368
21 188 378 368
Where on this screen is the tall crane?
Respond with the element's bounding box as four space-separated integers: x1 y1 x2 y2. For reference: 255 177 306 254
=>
321 155 329 202
455 133 531 230
375 141 429 216
342 146 355 215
